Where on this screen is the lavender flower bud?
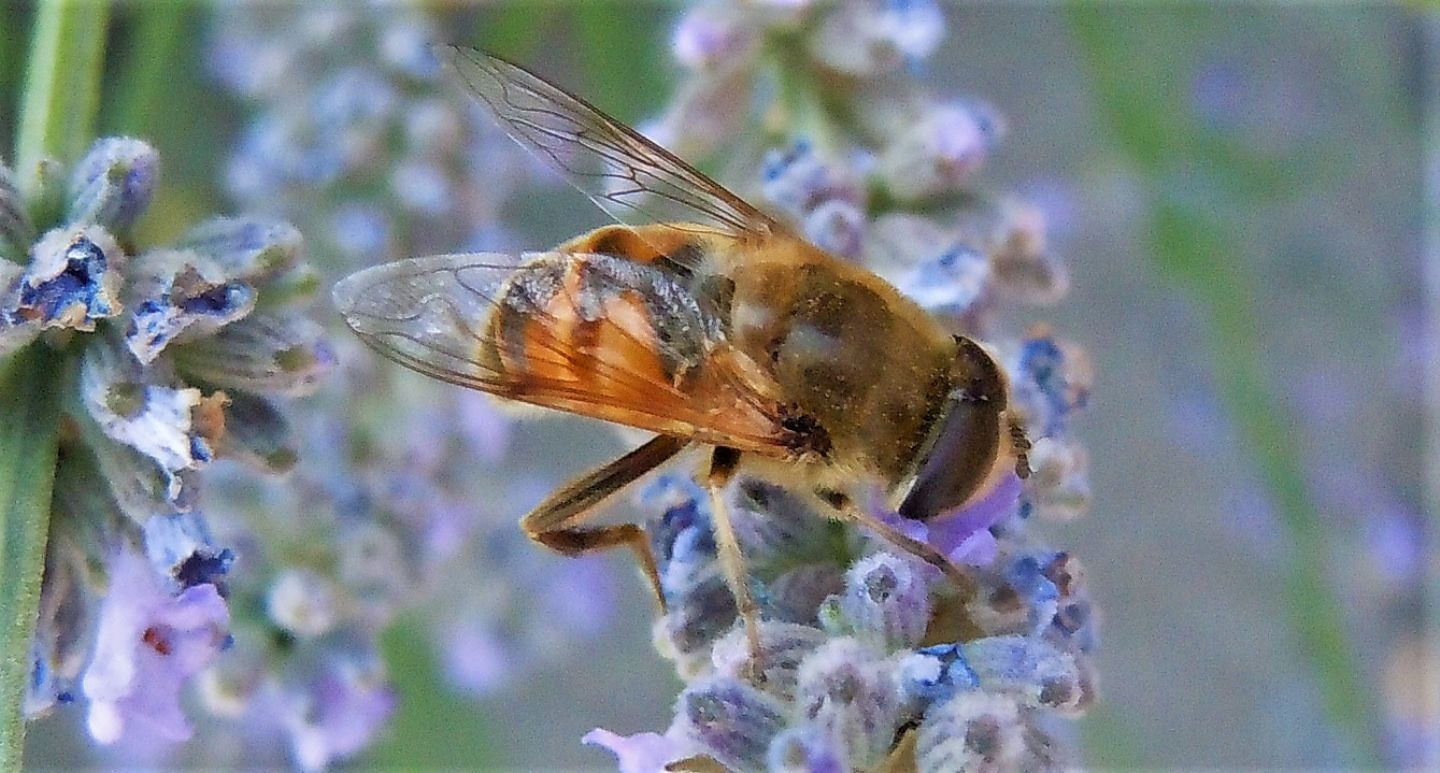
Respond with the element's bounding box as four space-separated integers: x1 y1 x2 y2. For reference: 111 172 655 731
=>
960 636 1083 714
143 512 235 590
761 141 863 220
26 546 95 719
915 692 1028 773
879 101 1003 201
66 137 159 237
216 391 298 473
15 227 125 331
767 725 848 773
808 0 944 76
832 552 933 652
768 563 846 625
673 3 754 71
81 421 200 521
1010 334 1093 437
180 216 304 284
898 643 979 705
895 244 992 318
1024 438 1091 521
80 342 227 504
709 621 827 702
672 676 789 771
172 314 335 396
1043 553 1098 652
655 571 738 676
729 479 837 564
124 255 257 364
804 198 867 260
794 637 903 767
989 203 1069 305
863 213 952 273
0 261 38 356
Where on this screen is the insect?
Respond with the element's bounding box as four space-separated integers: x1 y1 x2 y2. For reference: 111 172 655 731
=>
332 47 1031 666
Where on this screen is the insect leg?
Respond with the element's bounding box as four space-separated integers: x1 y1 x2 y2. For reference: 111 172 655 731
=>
817 490 978 601
522 434 689 613
1008 412 1032 479
705 446 765 679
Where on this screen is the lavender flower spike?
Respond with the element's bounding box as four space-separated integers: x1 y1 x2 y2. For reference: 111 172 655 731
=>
2 131 333 757
606 1 1099 769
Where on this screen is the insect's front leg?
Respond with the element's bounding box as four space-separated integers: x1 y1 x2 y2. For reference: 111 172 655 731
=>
521 434 689 613
1008 412 1032 479
704 446 765 682
815 489 978 601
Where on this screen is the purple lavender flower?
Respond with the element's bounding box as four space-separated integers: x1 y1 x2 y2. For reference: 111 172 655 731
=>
584 728 699 773
81 549 230 744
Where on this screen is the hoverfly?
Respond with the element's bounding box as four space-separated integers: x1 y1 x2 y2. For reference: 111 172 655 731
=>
333 47 1031 664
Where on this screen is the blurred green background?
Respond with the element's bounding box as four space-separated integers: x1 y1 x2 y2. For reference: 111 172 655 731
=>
3 2 1430 769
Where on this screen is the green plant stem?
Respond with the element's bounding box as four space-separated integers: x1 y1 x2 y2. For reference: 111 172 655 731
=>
1068 9 1380 765
104 4 185 138
0 346 64 768
768 37 841 154
3 1 109 765
14 0 110 196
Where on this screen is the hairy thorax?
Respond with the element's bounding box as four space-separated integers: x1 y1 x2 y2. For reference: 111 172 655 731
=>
714 237 956 484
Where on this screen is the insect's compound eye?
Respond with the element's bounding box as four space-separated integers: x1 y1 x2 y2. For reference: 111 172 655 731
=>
951 335 1006 403
899 336 1008 521
897 392 1001 521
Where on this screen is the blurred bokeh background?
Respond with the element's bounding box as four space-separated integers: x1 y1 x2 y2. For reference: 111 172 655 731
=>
2 2 1432 770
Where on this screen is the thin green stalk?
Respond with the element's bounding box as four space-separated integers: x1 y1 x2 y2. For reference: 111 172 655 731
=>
14 0 110 195
3 1 109 765
1068 9 1381 765
0 346 65 768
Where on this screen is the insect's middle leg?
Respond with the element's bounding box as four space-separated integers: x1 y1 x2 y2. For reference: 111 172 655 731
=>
521 434 689 613
705 446 765 679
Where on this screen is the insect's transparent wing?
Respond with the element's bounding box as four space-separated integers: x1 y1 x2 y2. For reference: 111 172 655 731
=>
332 252 797 454
333 253 518 392
438 46 781 244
